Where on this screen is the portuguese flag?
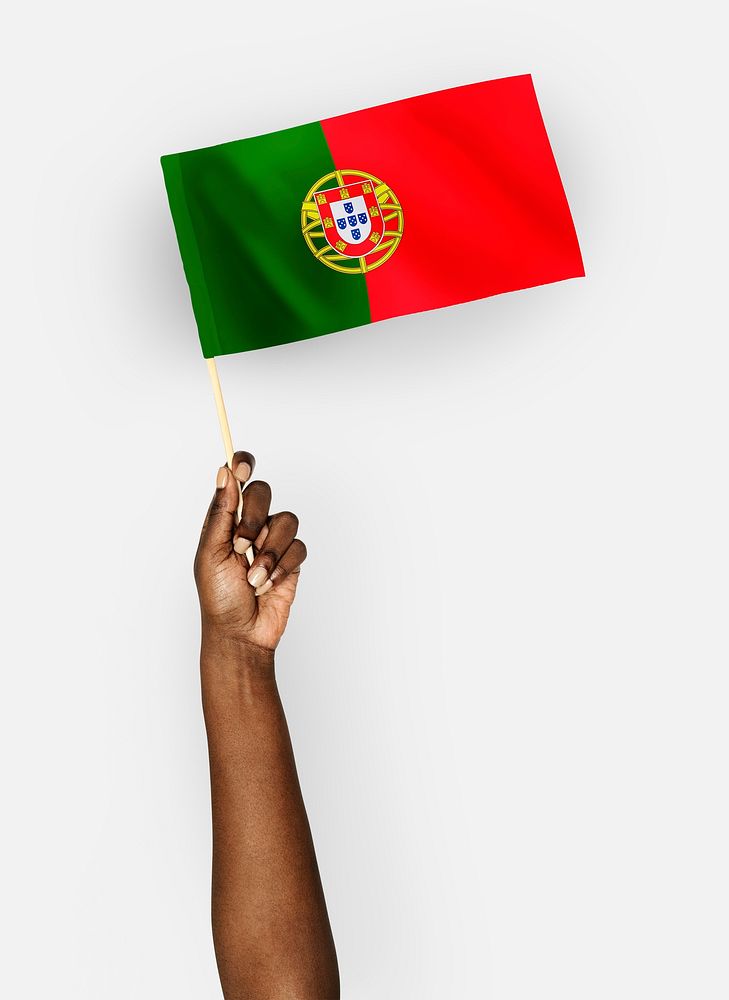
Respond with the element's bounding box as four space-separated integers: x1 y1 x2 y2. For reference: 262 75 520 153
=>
161 75 583 358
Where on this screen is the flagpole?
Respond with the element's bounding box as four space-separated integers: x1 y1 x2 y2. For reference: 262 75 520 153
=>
206 357 235 467
206 357 254 565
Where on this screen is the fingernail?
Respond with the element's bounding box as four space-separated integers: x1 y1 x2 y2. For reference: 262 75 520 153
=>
233 536 252 554
234 461 251 483
216 467 229 489
255 580 273 597
247 566 268 588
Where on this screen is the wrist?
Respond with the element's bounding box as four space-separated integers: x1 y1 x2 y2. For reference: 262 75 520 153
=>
201 626 275 688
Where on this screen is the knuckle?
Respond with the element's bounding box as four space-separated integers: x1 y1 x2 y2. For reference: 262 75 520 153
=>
238 518 261 536
275 510 299 533
209 497 228 517
293 539 307 562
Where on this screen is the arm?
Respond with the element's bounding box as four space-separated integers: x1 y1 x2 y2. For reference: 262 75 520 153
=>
195 453 339 1000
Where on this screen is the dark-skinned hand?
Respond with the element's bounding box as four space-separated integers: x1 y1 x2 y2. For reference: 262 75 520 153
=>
194 450 307 652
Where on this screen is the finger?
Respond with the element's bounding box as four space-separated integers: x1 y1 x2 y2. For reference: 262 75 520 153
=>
199 465 242 553
253 523 269 551
231 450 255 486
233 481 272 555
255 539 307 597
246 511 299 590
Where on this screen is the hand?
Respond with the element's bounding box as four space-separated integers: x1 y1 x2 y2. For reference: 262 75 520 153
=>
194 451 307 653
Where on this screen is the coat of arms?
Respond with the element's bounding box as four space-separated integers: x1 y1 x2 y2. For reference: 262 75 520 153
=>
301 170 404 274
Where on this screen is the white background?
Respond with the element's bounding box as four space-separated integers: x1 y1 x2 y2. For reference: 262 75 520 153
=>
1 2 727 997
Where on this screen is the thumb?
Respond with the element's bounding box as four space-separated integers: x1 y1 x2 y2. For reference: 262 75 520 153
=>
198 465 242 555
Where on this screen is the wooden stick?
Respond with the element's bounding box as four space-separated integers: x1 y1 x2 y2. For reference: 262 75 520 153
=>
206 357 235 468
206 357 253 564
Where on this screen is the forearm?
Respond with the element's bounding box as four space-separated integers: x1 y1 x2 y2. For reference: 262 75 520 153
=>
201 632 339 1000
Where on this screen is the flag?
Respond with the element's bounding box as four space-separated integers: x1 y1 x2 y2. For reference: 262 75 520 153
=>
161 75 583 358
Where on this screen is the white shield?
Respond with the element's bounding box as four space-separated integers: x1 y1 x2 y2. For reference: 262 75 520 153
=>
329 195 372 247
